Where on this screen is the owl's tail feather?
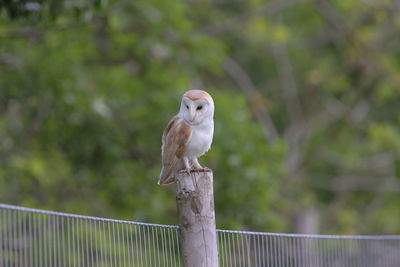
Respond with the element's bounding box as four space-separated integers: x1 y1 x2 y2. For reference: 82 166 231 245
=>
158 176 175 185
158 157 185 185
158 166 176 185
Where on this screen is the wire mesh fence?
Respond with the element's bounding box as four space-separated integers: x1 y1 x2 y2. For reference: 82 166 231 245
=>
0 204 181 267
1 203 400 267
218 230 400 267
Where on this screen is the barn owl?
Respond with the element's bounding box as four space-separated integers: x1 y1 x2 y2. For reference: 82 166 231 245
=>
158 90 214 185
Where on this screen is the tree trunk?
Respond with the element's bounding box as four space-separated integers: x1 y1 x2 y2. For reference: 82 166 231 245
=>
175 170 219 267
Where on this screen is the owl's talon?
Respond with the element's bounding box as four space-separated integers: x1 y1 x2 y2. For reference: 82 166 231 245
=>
191 167 212 172
202 166 211 172
179 168 192 175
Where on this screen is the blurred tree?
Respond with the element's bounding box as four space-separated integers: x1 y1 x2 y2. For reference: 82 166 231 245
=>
1 0 399 235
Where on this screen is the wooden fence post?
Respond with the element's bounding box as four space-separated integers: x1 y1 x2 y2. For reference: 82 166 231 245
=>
175 170 219 267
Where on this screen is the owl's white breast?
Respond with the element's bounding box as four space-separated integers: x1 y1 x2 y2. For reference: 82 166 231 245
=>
185 119 214 158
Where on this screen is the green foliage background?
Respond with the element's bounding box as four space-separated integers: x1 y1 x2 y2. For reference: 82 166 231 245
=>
1 0 399 235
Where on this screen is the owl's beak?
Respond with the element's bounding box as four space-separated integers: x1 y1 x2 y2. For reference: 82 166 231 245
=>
189 106 196 122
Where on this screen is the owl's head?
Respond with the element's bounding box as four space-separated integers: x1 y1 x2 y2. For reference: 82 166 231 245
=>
180 90 214 125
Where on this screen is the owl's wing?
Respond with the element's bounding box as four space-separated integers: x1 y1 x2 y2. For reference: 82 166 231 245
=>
158 116 192 185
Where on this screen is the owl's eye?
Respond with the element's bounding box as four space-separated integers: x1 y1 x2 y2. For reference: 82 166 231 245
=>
186 105 189 109
196 106 203 110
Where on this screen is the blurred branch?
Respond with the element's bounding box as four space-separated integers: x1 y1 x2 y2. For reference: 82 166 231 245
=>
271 42 305 128
320 149 399 172
223 57 279 143
198 0 311 36
309 1 398 51
319 175 400 192
2 28 46 40
271 20 307 175
313 0 351 39
314 0 381 78
314 97 370 127
298 27 346 49
28 93 54 134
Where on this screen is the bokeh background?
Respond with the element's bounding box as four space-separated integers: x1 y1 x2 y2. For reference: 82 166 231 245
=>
1 0 399 235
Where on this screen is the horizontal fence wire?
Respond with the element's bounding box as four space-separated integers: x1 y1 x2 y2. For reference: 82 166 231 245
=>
1 203 400 267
